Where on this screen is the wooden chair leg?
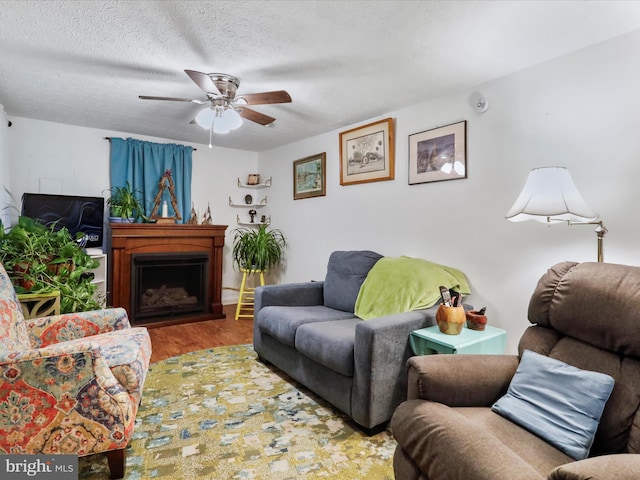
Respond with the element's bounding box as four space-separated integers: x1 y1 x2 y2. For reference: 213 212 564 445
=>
106 448 126 479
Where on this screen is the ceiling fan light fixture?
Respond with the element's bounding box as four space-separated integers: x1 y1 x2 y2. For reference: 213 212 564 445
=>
140 69 289 139
213 107 242 134
223 107 243 130
213 121 231 134
195 107 215 129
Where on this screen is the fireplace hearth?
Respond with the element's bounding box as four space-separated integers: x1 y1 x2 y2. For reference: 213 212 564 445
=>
109 223 227 326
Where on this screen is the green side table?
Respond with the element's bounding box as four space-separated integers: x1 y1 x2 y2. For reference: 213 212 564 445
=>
410 324 507 355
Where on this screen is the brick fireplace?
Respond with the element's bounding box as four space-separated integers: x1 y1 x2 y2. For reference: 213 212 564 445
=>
109 223 227 326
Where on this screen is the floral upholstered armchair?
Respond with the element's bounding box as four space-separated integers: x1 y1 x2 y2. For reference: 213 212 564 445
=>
0 262 151 479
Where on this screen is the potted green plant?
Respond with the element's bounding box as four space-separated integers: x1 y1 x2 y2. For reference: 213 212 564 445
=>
106 182 145 222
0 216 102 313
232 224 287 272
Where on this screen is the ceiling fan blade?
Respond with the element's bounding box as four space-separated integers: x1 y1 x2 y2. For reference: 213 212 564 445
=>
185 69 221 95
238 107 276 126
238 90 292 105
139 95 207 104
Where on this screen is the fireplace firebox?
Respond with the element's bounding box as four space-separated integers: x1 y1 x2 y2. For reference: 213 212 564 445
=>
132 252 209 321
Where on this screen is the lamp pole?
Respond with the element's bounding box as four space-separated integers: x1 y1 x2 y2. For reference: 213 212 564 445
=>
569 220 607 263
595 221 607 263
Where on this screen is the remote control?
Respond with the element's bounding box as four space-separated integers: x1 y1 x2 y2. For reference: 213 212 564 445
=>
439 286 452 307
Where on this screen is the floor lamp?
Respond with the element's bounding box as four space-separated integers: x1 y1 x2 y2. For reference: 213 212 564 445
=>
505 166 607 262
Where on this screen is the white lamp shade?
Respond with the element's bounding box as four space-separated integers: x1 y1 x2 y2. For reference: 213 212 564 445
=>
195 106 243 133
213 108 242 134
195 107 215 129
505 167 599 223
224 108 243 130
213 120 231 134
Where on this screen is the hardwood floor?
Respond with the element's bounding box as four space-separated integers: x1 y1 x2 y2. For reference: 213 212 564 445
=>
147 304 253 363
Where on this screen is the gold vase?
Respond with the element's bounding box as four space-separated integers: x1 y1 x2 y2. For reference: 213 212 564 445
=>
436 304 466 335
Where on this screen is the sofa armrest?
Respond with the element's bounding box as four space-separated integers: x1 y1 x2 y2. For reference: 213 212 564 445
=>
1 339 123 395
22 307 131 348
351 308 436 428
548 454 640 480
406 354 519 406
254 281 324 313
0 341 133 452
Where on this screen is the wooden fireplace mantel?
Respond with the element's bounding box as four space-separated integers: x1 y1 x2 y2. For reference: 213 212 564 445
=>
109 223 227 327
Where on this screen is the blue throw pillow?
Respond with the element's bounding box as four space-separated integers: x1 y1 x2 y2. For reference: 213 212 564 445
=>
491 349 615 460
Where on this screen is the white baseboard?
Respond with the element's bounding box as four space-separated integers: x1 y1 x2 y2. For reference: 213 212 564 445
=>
222 290 239 305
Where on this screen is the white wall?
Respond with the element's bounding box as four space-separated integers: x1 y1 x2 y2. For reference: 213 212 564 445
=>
258 29 640 353
0 105 11 226
5 118 259 303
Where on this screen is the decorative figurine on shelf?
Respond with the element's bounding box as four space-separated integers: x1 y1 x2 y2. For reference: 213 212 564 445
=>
261 215 266 224
151 169 182 223
247 174 260 185
202 203 212 225
249 209 257 223
187 202 198 224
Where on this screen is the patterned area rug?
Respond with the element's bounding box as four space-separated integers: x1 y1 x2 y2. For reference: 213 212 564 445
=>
79 344 395 479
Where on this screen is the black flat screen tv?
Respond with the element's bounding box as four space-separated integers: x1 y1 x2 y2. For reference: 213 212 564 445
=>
21 193 105 248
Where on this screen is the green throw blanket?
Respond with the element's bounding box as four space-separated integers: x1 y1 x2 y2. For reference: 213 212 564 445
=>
354 256 471 320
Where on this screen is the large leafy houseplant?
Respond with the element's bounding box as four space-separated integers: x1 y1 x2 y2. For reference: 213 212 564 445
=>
106 182 145 222
0 216 102 313
232 224 287 272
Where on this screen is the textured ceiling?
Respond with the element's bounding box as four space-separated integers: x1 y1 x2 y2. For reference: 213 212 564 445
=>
2 1 640 152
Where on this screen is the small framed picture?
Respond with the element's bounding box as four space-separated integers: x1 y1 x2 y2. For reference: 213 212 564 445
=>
339 118 394 186
293 153 326 200
247 174 260 185
409 120 467 185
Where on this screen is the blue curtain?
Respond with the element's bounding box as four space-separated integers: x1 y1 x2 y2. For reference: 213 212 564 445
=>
109 137 193 223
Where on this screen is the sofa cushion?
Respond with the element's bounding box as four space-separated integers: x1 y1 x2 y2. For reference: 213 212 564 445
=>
492 349 615 460
257 305 355 347
323 250 382 313
295 318 359 377
392 401 567 480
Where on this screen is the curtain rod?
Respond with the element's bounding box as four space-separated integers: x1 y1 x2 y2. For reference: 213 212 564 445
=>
103 137 197 151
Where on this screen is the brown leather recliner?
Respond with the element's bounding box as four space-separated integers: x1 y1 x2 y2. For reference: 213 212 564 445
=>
391 261 640 480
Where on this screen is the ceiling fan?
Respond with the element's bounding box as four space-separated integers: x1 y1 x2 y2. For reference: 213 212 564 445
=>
139 69 292 142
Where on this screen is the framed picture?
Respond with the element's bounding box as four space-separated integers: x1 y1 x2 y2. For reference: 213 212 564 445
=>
293 152 326 200
408 120 467 185
339 118 394 186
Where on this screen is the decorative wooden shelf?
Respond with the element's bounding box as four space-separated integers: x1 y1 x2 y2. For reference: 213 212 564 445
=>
229 196 267 208
236 214 271 227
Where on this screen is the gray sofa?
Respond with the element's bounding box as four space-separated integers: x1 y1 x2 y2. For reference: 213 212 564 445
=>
253 250 441 433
